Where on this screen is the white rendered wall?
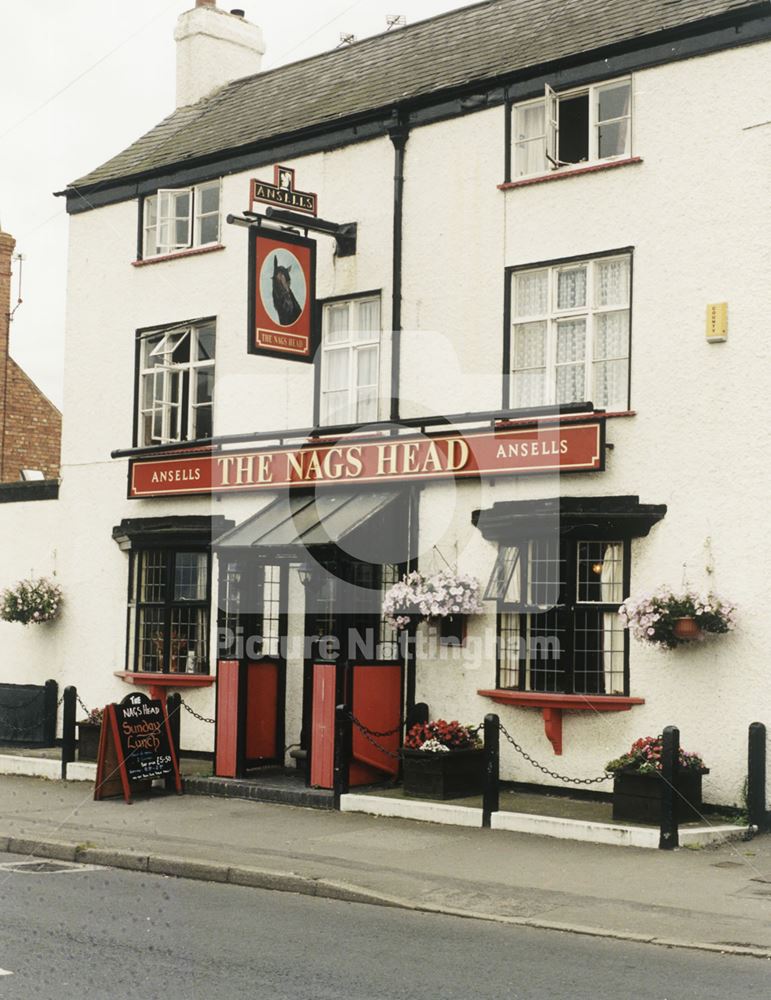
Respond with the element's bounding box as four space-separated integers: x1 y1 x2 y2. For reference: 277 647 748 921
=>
9 39 767 799
405 43 771 807
0 499 61 690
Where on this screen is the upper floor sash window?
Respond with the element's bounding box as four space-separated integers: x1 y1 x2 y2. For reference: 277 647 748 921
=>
136 320 215 447
320 296 381 426
510 252 631 411
513 77 632 178
142 180 221 258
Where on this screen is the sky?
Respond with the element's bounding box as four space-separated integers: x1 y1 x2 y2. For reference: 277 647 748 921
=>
0 0 471 408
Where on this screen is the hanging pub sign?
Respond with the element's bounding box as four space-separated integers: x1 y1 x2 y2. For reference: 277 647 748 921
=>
128 418 605 498
250 165 318 216
247 227 318 363
94 692 181 804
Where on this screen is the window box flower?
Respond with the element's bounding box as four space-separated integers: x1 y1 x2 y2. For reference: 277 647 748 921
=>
402 720 484 800
383 571 484 631
618 589 736 649
0 577 63 625
606 735 708 823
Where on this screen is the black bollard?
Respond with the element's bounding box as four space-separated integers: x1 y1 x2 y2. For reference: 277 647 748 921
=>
61 686 77 779
659 725 680 850
482 714 500 829
333 704 352 810
747 722 767 832
43 679 58 747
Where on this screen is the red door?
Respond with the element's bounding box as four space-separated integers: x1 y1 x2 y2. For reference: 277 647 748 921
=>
244 660 280 763
349 663 402 786
310 662 336 788
309 661 402 790
214 660 240 778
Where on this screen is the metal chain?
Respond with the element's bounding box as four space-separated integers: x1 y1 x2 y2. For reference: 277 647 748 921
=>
498 721 610 785
179 697 215 725
76 693 92 717
345 711 403 739
345 712 401 760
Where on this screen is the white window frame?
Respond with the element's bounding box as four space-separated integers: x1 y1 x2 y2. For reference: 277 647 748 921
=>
510 253 631 411
142 180 221 259
513 76 632 179
137 321 216 447
319 296 382 426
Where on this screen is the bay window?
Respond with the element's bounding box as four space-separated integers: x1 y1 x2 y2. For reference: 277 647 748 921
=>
513 77 632 178
510 252 631 411
476 496 667 699
489 539 627 696
136 319 215 447
142 180 221 258
319 295 381 426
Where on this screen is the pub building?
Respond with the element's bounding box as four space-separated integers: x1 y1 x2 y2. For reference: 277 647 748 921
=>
2 0 768 809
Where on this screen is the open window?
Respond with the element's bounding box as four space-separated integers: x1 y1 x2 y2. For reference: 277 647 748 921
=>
136 319 216 447
513 77 632 178
475 496 666 698
142 180 221 259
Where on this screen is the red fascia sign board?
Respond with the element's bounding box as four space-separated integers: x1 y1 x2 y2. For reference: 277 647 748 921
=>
128 419 605 498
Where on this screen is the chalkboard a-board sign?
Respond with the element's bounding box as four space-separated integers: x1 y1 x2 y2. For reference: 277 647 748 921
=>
94 692 182 804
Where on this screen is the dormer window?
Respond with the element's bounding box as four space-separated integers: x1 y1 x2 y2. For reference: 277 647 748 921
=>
141 180 221 259
513 77 632 178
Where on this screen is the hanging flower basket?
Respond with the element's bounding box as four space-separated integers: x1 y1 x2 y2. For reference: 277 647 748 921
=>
382 570 484 631
618 589 736 650
0 577 63 626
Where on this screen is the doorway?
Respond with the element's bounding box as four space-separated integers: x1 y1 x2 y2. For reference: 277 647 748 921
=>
215 558 287 776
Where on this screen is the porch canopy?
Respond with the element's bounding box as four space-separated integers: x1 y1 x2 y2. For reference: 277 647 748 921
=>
214 489 411 565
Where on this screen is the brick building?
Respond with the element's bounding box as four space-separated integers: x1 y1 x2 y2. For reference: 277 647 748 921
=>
0 228 61 483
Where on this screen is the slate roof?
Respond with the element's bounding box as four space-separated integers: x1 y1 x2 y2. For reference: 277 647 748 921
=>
69 0 766 192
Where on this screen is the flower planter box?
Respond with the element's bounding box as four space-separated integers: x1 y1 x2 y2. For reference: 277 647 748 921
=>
402 747 485 800
77 723 101 762
612 769 709 824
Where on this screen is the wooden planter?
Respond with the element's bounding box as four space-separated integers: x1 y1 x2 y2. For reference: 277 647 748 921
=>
77 723 101 762
612 768 709 824
402 747 485 800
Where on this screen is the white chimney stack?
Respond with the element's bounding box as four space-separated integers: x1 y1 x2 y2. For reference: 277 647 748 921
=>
174 1 265 108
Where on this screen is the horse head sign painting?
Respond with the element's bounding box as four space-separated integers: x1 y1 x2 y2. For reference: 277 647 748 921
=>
248 228 318 362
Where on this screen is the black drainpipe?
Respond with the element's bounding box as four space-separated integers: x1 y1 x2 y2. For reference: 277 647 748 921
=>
388 113 410 423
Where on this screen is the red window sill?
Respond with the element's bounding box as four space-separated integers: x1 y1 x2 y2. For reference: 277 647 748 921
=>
132 243 225 267
498 157 642 191
115 670 215 703
478 689 645 756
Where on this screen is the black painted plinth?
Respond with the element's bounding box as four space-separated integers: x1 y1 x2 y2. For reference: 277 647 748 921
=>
612 769 708 824
402 748 485 800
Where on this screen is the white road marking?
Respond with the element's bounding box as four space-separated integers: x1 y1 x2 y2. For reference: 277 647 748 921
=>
0 968 14 976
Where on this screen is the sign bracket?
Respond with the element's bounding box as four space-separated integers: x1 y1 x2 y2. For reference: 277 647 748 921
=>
227 211 357 257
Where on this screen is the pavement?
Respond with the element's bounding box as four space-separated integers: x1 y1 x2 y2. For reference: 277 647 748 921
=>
0 772 770 960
